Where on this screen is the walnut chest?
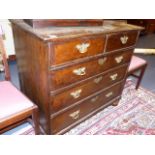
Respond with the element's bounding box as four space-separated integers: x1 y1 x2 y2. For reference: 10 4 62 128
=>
11 20 142 134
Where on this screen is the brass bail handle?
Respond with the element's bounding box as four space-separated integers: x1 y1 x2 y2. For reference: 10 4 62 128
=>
76 43 90 53
98 57 107 66
110 73 118 81
73 67 86 76
120 35 128 44
69 110 80 120
94 76 103 84
70 89 82 99
115 56 123 64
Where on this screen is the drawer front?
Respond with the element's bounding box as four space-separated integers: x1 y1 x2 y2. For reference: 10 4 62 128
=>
50 49 133 90
51 82 123 134
51 35 106 65
51 64 128 112
106 31 138 52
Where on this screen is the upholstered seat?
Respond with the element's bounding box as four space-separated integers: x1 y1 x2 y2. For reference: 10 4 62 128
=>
0 80 39 134
128 55 147 89
0 81 33 119
128 56 147 74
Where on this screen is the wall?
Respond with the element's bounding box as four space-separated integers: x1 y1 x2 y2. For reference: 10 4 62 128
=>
0 19 15 57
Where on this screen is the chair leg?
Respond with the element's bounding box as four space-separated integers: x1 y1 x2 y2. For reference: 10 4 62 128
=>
32 106 40 135
135 64 147 89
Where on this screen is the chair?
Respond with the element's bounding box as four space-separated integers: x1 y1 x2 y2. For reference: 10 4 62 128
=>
128 55 147 89
0 31 39 135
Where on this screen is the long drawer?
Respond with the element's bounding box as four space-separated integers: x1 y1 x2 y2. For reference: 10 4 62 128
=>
50 82 123 134
50 35 106 66
50 48 133 90
106 31 138 52
50 64 128 112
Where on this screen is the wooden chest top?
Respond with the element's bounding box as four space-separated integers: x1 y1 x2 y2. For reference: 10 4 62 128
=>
10 20 143 42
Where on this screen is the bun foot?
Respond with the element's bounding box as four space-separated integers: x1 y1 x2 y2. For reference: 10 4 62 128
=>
112 101 119 106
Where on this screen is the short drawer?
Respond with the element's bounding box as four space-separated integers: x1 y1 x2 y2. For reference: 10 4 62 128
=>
50 82 123 134
50 35 106 65
51 64 128 112
106 31 138 52
50 48 133 90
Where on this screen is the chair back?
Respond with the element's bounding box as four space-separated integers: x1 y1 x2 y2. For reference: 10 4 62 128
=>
0 27 10 81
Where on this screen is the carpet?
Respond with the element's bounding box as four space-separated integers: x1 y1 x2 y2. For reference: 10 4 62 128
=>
65 80 155 135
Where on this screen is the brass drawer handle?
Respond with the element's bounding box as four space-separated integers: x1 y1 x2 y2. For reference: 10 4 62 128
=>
76 43 90 53
120 35 128 44
70 89 82 99
73 67 86 76
94 76 103 84
69 110 80 120
91 96 99 102
115 56 123 64
106 92 113 98
98 57 107 66
110 73 118 81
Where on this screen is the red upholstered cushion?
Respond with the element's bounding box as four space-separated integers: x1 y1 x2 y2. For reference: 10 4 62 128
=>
0 81 33 119
128 56 147 73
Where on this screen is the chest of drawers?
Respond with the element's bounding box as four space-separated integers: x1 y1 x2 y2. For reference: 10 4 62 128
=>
11 20 142 134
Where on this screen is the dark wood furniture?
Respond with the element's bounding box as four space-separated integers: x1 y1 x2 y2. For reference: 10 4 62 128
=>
11 20 142 135
128 55 147 89
0 33 39 135
127 19 155 35
24 19 104 28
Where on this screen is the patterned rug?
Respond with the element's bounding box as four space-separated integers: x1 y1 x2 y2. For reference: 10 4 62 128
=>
65 80 155 135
